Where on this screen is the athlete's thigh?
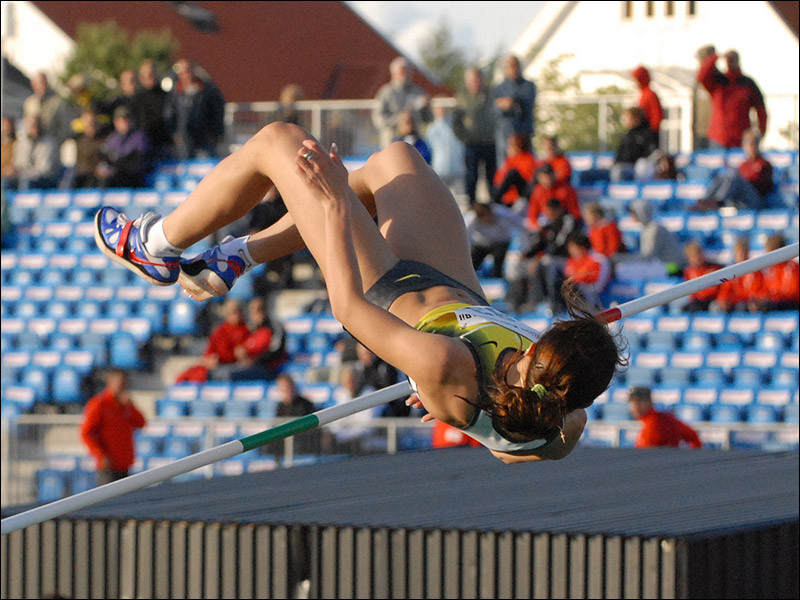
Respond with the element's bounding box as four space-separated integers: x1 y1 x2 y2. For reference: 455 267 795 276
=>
351 142 483 295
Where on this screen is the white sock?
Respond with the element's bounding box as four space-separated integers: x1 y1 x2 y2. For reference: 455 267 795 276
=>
144 218 186 257
220 235 257 271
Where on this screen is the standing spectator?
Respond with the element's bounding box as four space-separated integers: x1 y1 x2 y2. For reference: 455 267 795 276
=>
632 65 663 133
697 47 767 149
626 200 685 269
560 232 611 311
70 110 104 189
716 238 764 312
754 234 799 312
133 59 173 160
492 55 536 166
583 202 625 258
541 136 572 185
628 386 702 449
274 373 320 455
96 69 138 127
1 117 17 181
697 129 773 210
425 101 465 190
372 57 433 149
682 241 723 313
166 59 226 158
491 133 538 206
9 115 58 190
692 45 715 150
452 67 496 206
465 201 529 278
611 107 659 181
96 106 151 188
277 84 305 126
22 72 65 141
80 369 147 485
392 110 432 164
527 164 582 229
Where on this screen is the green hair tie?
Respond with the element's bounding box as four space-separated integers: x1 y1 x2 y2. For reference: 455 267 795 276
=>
530 384 548 399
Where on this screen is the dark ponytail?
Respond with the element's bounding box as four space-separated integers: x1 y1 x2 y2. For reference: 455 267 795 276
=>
481 282 627 443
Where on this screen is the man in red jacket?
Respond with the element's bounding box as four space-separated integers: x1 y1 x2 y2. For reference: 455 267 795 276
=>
628 387 702 449
696 47 767 148
632 65 663 133
81 369 146 485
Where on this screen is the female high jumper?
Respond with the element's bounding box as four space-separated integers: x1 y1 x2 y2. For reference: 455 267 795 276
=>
95 122 625 463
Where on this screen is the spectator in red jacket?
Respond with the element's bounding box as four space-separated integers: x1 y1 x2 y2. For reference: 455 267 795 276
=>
81 369 146 485
527 164 581 229
682 241 723 312
628 386 702 449
696 47 767 149
698 129 773 210
562 232 611 311
541 136 572 185
431 419 482 448
716 238 765 312
583 202 624 257
491 133 539 206
755 234 800 312
632 65 663 133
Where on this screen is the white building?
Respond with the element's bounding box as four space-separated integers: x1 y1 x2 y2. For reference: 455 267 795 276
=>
511 1 799 151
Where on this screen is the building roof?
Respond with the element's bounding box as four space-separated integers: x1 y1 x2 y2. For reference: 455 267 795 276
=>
31 0 449 102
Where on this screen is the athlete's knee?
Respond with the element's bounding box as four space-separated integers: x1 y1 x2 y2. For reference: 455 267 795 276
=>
249 121 306 149
365 140 422 173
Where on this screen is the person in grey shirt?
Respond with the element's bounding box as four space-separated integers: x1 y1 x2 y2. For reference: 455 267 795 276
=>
372 57 433 149
627 200 685 268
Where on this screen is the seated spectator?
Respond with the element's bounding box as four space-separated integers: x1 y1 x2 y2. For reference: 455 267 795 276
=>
716 238 764 313
271 373 321 457
392 109 432 165
353 343 405 417
70 111 104 189
654 152 679 180
754 234 799 312
465 200 529 278
526 163 582 229
230 297 287 381
583 202 625 257
175 299 251 383
96 106 151 188
327 365 379 454
611 107 659 182
696 129 773 210
1 117 16 182
628 386 702 448
560 232 611 311
507 199 580 313
541 136 572 185
682 241 723 312
8 115 59 190
491 133 538 206
626 200 685 272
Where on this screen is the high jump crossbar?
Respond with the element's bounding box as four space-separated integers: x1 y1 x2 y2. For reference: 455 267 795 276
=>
2 242 797 535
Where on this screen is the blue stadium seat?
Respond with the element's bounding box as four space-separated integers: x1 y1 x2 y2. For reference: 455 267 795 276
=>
109 331 144 370
683 385 719 407
674 403 707 423
705 346 742 371
763 312 799 335
784 404 799 424
754 332 788 352
708 404 742 423
600 402 631 421
651 387 682 409
167 300 199 336
690 314 726 335
731 368 765 387
36 469 68 502
770 369 799 387
644 331 678 351
659 367 693 386
51 367 83 405
742 350 779 371
2 386 36 414
255 398 278 418
730 430 773 450
718 387 755 408
746 404 781 424
580 425 619 448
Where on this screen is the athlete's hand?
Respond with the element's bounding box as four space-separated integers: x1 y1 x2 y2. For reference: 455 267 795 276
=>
405 394 436 423
295 140 351 208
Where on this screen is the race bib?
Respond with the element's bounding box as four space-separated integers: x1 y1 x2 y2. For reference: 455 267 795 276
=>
454 306 540 340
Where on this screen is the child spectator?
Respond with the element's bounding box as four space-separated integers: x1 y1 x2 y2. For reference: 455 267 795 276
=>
682 241 723 312
491 133 538 206
583 202 625 257
754 234 799 312
626 200 685 270
716 238 764 312
561 232 611 311
541 136 572 185
526 163 581 230
393 109 432 165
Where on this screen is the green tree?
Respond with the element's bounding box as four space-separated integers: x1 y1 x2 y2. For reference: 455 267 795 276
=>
418 18 469 91
61 21 178 98
534 54 629 152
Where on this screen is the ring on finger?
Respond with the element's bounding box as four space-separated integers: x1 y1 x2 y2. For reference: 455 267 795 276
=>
302 151 315 162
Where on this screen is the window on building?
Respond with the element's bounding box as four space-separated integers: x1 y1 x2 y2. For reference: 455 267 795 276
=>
622 1 634 19
687 1 697 17
646 1 655 17
665 1 675 17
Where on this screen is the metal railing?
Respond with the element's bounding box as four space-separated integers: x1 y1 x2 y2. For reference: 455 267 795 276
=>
2 414 796 507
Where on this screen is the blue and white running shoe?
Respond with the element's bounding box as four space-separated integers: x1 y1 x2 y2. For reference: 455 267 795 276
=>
94 207 180 286
178 236 253 300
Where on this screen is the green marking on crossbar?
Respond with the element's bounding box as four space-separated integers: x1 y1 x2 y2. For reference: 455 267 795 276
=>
239 414 320 452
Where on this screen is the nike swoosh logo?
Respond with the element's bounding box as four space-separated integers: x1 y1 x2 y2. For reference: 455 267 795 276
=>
394 274 421 283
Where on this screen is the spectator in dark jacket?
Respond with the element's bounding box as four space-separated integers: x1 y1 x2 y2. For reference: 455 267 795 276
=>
696 47 767 149
97 106 151 188
611 107 659 181
133 60 173 159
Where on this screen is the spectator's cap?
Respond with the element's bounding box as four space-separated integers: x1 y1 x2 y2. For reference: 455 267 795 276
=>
535 163 555 178
113 105 131 120
629 386 652 402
